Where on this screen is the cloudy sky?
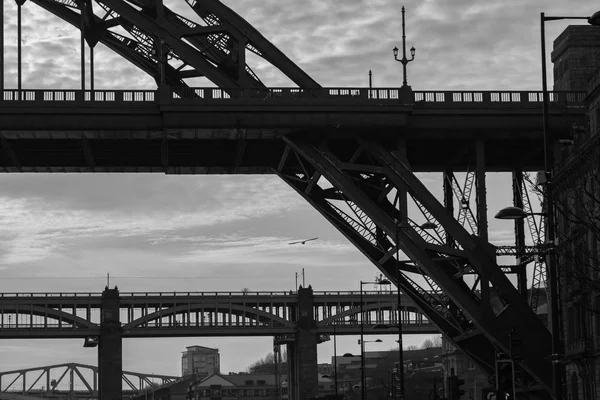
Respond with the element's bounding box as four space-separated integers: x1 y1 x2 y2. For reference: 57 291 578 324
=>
0 0 593 386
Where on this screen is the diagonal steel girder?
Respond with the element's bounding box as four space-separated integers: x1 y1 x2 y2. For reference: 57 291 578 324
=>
94 0 242 88
277 137 493 373
30 0 188 87
32 0 318 89
279 136 553 396
185 0 321 89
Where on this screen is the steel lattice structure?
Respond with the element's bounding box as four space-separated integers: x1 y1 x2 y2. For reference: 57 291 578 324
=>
0 362 178 397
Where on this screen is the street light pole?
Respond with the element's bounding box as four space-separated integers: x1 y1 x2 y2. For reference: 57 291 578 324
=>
360 281 366 400
393 6 416 88
395 218 405 400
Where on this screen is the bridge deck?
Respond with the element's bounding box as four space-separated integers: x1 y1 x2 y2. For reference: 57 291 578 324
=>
0 290 437 338
0 88 585 172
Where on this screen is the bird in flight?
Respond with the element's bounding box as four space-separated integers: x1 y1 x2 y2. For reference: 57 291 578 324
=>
288 237 318 245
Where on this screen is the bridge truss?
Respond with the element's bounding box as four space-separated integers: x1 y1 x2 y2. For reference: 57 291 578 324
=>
0 291 435 337
0 1 587 399
0 362 178 397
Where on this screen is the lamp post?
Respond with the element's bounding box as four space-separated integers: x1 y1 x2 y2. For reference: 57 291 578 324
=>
360 280 390 400
392 6 416 88
494 12 600 400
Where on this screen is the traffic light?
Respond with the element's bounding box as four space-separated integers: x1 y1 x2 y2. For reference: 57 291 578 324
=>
447 375 466 400
496 360 515 399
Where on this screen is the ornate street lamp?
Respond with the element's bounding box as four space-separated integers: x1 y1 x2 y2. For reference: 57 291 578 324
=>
392 6 416 87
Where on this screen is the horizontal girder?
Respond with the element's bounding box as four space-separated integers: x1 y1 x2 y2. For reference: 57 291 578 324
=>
0 88 585 172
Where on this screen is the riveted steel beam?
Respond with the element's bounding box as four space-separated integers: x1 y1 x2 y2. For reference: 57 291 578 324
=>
358 138 552 393
186 0 320 89
98 0 240 88
30 0 187 87
276 169 458 335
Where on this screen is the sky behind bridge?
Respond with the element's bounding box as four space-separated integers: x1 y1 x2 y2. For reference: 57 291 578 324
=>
0 0 593 383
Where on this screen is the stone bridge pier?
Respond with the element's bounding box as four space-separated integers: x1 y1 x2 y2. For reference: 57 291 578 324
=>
286 286 319 400
98 287 122 400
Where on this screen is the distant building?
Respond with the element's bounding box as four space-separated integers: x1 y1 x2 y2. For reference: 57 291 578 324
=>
194 374 280 400
332 348 442 400
182 345 221 378
439 337 488 400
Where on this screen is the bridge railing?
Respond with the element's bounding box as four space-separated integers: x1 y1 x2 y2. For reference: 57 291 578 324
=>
413 91 586 105
0 290 403 298
2 90 155 103
0 88 587 107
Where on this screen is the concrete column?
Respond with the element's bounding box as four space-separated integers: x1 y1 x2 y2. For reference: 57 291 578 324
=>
295 286 318 400
98 287 122 400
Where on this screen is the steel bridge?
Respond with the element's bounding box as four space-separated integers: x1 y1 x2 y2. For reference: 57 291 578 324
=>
0 362 178 399
0 289 432 338
0 0 586 399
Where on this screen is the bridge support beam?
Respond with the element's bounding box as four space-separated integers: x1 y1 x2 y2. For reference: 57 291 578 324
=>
99 287 122 400
289 286 318 400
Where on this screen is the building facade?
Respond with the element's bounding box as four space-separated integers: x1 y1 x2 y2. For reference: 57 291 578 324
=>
439 337 489 400
182 345 221 378
550 24 600 400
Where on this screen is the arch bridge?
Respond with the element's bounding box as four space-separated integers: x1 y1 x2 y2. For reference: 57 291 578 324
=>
0 288 434 338
0 0 585 399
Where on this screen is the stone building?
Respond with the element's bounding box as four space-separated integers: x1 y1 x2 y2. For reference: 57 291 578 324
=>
438 337 489 400
551 24 600 400
182 345 221 378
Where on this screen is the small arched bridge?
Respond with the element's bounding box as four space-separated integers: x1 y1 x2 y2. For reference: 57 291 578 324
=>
0 288 437 339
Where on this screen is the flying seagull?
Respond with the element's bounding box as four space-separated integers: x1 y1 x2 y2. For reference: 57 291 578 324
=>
288 237 318 245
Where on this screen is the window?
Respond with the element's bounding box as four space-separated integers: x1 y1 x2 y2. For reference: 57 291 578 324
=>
467 359 475 370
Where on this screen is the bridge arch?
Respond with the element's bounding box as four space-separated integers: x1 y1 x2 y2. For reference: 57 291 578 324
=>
28 0 319 90
1 305 99 330
123 303 294 330
316 302 428 327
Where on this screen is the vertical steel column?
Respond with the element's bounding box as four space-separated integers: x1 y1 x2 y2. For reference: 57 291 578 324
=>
360 283 365 400
513 170 528 298
476 140 490 304
475 140 488 241
90 46 94 91
16 0 23 98
443 168 455 247
0 1 4 95
80 2 85 91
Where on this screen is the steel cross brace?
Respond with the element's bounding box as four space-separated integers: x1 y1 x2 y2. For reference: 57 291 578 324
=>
279 136 553 396
277 137 500 369
95 0 241 88
359 138 553 390
30 0 188 87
